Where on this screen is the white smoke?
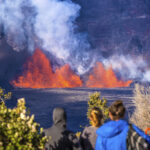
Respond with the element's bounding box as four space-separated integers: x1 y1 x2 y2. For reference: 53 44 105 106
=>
31 0 80 59
103 55 150 81
0 0 26 51
0 0 92 74
143 71 150 82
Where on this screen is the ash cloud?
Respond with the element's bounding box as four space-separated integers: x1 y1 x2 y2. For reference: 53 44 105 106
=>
0 0 35 51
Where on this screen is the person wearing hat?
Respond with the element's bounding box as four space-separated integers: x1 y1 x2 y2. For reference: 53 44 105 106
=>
44 107 82 150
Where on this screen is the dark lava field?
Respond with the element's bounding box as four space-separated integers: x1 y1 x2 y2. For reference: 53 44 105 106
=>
6 87 134 132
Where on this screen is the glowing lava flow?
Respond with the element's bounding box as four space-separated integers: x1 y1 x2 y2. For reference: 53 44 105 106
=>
86 62 132 88
11 49 132 88
11 49 83 88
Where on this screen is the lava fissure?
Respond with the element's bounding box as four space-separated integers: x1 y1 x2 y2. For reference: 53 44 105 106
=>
11 49 132 88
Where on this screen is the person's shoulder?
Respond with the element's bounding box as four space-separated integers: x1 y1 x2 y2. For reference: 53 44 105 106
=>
85 126 97 132
96 119 128 135
102 119 128 126
85 126 93 129
43 127 50 133
81 126 90 134
83 126 90 131
43 126 54 136
81 126 97 138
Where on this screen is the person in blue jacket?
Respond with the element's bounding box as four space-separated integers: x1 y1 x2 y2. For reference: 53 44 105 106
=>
95 100 150 150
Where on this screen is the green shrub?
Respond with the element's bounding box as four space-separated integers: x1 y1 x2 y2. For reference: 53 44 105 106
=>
0 87 47 150
87 92 109 125
0 87 12 102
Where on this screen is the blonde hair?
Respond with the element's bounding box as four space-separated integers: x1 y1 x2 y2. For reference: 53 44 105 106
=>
89 107 103 127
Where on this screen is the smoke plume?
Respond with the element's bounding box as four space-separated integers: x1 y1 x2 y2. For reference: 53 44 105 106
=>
103 55 148 81
0 0 93 75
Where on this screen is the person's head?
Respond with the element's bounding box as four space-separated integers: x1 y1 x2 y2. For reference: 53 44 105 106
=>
89 107 103 127
53 107 67 128
109 100 125 121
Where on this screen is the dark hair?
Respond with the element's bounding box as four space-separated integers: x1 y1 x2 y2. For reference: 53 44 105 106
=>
109 100 125 120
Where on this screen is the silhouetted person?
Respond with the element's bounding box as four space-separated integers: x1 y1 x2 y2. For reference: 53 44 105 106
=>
44 107 82 150
80 107 103 150
95 100 150 150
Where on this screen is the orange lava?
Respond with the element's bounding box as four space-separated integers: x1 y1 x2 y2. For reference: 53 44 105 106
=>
11 49 132 88
11 49 82 88
86 62 132 88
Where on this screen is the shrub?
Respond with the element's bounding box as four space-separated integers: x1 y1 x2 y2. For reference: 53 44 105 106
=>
0 87 12 102
0 87 47 150
130 84 150 131
87 92 109 125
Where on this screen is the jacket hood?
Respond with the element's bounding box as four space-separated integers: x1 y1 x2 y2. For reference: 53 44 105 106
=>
96 119 128 138
52 107 67 129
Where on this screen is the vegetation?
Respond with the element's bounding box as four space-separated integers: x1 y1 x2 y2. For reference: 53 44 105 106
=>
87 92 109 125
130 84 150 131
0 87 11 103
0 87 47 150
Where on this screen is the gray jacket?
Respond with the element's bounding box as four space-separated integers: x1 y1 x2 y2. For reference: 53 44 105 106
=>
44 108 82 150
80 126 98 150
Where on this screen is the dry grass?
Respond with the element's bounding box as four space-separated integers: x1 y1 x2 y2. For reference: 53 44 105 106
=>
130 84 150 131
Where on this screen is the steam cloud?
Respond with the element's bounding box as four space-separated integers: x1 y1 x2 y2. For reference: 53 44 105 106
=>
0 0 94 75
103 55 150 82
1 0 150 82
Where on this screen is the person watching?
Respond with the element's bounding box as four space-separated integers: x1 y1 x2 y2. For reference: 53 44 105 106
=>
80 107 103 150
95 100 150 150
44 107 82 150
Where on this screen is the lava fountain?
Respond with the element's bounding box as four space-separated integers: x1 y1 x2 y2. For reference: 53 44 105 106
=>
11 49 83 88
11 49 132 88
86 62 132 88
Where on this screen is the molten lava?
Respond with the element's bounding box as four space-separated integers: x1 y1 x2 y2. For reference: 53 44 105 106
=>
11 49 132 88
11 49 82 88
86 62 132 88
54 64 83 88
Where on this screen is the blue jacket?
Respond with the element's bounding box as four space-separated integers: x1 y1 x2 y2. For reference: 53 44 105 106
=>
95 120 150 150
